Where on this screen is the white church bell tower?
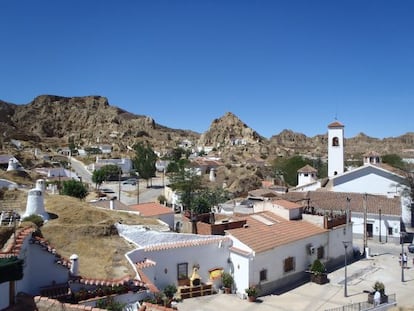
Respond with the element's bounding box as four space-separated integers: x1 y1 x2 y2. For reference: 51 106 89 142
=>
328 121 345 178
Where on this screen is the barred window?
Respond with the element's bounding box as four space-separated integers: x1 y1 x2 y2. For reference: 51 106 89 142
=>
317 246 324 259
284 257 295 272
260 269 267 282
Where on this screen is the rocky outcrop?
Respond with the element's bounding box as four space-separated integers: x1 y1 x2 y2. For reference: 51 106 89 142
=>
1 95 413 161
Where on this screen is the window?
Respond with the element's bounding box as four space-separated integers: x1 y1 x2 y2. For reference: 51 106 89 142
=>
177 263 188 280
388 227 393 236
317 246 324 259
260 269 267 282
284 257 295 273
332 137 339 146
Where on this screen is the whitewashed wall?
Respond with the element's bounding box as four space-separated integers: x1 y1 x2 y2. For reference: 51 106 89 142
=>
351 213 401 243
127 240 231 291
332 167 407 196
326 224 353 268
16 239 69 295
0 282 9 310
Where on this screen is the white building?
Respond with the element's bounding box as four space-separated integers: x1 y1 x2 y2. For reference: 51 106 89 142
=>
327 121 345 177
117 224 232 292
226 205 352 297
292 120 412 240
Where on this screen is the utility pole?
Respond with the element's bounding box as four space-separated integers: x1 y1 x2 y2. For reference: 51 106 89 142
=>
346 197 351 233
363 193 368 257
379 208 382 243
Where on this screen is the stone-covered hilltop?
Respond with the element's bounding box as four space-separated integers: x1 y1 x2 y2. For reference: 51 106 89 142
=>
1 95 414 160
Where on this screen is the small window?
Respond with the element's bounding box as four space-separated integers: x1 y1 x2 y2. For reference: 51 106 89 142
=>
332 137 339 146
388 227 393 235
304 173 309 177
284 257 295 273
177 263 188 280
317 246 324 260
260 269 267 282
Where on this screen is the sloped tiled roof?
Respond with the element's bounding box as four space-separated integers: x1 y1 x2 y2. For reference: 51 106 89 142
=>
129 202 174 217
297 164 317 173
271 199 301 210
0 226 35 257
227 211 327 253
280 191 401 216
328 121 344 128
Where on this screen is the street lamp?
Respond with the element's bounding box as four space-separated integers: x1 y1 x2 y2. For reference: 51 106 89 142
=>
401 231 406 282
136 173 140 204
343 241 352 297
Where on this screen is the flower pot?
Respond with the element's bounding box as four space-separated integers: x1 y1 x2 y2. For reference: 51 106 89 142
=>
248 296 256 302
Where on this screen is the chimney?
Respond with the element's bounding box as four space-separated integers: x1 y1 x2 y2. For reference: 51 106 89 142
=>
70 254 79 277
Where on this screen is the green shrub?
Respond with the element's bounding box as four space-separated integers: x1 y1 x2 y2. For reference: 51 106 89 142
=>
310 259 325 275
22 214 44 227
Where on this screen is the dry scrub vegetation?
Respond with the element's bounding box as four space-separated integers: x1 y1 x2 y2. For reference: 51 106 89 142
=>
41 195 159 279
1 189 159 280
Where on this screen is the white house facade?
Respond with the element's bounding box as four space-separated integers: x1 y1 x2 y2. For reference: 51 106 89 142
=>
226 210 352 297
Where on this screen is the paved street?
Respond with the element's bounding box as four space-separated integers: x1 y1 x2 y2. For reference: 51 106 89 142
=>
177 240 414 311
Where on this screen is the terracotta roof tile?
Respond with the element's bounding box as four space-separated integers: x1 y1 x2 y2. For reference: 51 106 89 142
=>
227 211 327 253
271 199 302 209
297 164 317 173
281 191 401 216
129 202 174 216
328 121 344 128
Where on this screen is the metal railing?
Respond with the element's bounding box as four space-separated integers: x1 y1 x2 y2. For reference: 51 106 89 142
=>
324 293 396 311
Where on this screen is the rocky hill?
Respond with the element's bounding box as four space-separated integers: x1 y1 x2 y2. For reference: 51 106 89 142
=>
1 95 414 163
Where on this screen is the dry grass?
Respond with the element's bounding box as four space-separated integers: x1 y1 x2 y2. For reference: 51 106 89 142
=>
0 191 159 280
40 194 159 279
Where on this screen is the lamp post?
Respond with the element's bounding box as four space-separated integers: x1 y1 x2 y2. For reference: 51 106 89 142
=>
343 241 351 297
136 174 140 204
118 169 121 202
379 208 382 243
401 232 406 282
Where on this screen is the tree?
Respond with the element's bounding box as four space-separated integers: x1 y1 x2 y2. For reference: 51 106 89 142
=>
101 164 122 181
61 179 88 200
168 166 203 211
272 155 311 186
92 168 106 189
133 142 157 187
193 187 230 214
382 154 405 170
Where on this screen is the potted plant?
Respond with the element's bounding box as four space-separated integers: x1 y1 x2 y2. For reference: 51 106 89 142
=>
368 281 388 304
310 259 329 284
221 272 233 294
245 285 259 302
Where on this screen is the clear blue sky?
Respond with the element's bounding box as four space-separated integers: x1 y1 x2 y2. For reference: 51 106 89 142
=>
1 1 414 139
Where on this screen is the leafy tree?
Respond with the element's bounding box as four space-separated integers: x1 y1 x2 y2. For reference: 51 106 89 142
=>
169 147 186 162
193 187 230 214
382 154 405 170
133 142 157 187
61 179 88 200
169 166 203 211
101 164 122 180
92 168 106 189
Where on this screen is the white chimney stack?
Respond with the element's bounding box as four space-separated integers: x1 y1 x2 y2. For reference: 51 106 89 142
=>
70 254 79 277
23 179 49 221
6 158 18 171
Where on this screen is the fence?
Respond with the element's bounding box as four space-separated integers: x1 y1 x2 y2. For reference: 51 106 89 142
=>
324 293 396 311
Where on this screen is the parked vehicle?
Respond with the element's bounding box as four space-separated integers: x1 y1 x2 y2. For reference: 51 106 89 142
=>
122 179 137 185
408 244 414 254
